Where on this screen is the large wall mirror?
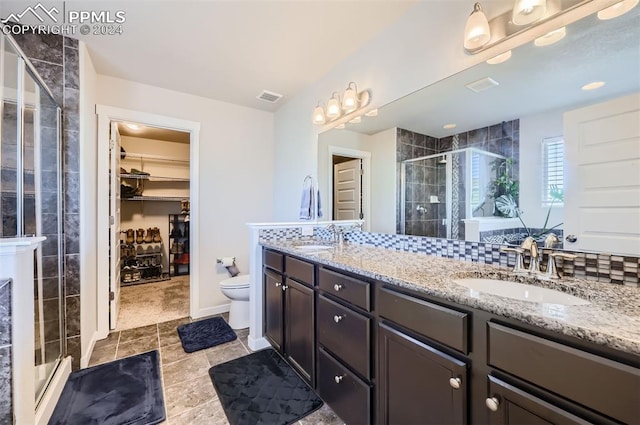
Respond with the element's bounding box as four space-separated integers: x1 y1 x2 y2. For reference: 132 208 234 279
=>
317 8 639 255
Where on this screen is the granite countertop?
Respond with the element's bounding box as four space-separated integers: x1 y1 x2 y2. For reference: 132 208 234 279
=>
261 240 640 356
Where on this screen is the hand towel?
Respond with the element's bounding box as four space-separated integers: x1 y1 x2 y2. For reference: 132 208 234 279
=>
316 189 323 218
299 186 313 220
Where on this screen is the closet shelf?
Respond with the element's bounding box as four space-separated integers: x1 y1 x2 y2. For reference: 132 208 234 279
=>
122 196 188 202
121 173 190 182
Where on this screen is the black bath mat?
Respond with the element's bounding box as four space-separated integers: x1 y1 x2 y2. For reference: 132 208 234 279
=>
209 348 323 425
49 350 165 425
177 316 237 353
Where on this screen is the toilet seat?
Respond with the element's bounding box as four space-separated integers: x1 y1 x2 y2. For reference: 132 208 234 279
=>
220 274 250 289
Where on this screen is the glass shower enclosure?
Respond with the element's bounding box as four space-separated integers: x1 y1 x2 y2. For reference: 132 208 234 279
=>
401 147 507 239
1 34 64 405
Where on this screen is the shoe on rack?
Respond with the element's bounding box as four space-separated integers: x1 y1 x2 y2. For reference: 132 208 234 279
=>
144 228 153 243
119 167 128 175
136 245 144 255
183 240 189 253
152 227 162 243
177 242 184 254
130 168 150 176
126 229 135 245
136 228 144 244
170 226 182 238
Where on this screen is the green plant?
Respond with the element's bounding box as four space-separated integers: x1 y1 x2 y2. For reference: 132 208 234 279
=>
495 185 564 238
488 158 519 216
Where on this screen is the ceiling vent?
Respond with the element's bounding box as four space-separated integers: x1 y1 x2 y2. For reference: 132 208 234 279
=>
256 90 283 103
465 77 499 93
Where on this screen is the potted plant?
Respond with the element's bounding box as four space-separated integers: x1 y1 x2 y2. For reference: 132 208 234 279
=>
487 158 519 217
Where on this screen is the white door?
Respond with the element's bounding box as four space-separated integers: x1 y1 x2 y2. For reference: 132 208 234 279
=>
563 92 640 255
334 159 362 220
109 122 122 329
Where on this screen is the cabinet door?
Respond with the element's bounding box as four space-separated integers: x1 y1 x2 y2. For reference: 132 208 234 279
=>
284 278 314 382
487 376 592 425
264 270 283 352
378 323 467 425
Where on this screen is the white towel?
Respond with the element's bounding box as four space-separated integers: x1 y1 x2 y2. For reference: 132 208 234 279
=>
316 189 323 218
299 186 314 220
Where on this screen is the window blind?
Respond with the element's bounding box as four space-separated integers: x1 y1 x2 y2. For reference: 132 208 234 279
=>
542 137 564 205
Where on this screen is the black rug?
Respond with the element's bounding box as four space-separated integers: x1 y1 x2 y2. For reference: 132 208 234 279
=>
177 316 237 353
49 350 165 425
209 349 323 425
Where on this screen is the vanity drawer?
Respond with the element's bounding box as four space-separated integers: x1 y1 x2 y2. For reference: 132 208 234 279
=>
318 267 370 311
317 295 371 380
318 347 371 425
488 322 640 425
285 256 314 286
378 287 469 354
263 249 283 273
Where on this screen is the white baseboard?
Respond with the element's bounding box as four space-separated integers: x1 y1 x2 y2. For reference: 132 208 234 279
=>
248 336 271 352
80 331 98 368
36 356 72 425
191 303 230 320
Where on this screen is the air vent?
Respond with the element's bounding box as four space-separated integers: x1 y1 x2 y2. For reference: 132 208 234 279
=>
465 77 499 93
256 90 283 103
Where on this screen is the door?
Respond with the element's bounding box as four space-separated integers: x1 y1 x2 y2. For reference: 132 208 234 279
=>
284 278 314 383
264 270 284 351
334 158 362 220
378 323 467 425
563 93 640 255
109 122 122 329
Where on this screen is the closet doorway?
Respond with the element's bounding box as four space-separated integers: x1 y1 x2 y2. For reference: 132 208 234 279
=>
113 122 191 331
96 106 201 336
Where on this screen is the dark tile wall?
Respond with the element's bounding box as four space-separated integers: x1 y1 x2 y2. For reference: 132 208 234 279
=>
0 279 12 424
396 121 520 239
12 31 82 369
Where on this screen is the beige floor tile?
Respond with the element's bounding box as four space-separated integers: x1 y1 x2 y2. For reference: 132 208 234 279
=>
88 345 117 366
93 332 120 350
298 404 345 425
160 342 196 365
204 341 248 367
162 354 210 387
165 375 216 418
158 317 191 334
235 328 249 348
159 328 182 347
169 399 228 425
119 324 158 343
116 335 159 359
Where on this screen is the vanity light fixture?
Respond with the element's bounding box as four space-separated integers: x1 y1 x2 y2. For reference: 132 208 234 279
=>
486 50 512 65
512 0 547 25
335 123 346 129
312 102 326 125
464 3 491 51
581 81 606 91
326 92 342 119
342 82 359 113
534 26 566 46
365 108 378 117
597 0 639 19
349 116 362 124
443 123 457 129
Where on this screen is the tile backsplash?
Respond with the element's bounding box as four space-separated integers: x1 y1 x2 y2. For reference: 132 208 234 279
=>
259 227 640 287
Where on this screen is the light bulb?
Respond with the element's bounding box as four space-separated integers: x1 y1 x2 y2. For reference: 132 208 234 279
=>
342 82 359 113
512 0 547 25
326 94 342 119
312 103 326 125
464 3 491 51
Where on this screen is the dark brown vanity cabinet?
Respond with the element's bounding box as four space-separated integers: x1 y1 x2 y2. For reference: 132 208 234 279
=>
263 250 315 383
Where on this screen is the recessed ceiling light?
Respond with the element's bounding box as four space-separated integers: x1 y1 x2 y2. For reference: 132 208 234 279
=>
534 27 566 47
582 81 606 91
597 0 639 20
125 123 141 130
486 51 512 65
365 108 378 117
443 124 457 129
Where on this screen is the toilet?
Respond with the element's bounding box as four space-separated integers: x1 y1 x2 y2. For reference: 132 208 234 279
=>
219 274 250 330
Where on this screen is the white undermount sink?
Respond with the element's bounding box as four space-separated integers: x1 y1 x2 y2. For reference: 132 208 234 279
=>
453 278 590 306
294 244 334 251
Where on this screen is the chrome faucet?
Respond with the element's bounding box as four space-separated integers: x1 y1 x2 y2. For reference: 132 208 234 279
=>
326 224 344 244
521 237 540 274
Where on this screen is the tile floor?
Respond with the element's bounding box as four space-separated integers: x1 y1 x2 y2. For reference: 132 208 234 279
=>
89 313 344 425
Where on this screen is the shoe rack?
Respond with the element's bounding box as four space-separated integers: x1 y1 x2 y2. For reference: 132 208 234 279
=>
120 227 170 286
120 154 190 202
169 214 190 276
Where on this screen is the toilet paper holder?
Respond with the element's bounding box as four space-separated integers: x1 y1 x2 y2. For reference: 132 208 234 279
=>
216 257 236 264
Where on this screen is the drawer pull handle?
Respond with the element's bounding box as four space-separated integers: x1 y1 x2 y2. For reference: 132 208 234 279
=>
333 284 343 291
486 397 500 412
275 282 281 287
334 375 344 384
449 377 461 389
333 314 345 323
282 285 288 291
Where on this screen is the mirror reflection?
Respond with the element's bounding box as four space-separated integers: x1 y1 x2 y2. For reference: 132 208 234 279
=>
317 9 639 252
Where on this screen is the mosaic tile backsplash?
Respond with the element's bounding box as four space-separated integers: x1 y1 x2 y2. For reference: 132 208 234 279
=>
259 227 640 287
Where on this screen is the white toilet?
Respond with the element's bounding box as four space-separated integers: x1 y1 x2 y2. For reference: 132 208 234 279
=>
219 274 250 330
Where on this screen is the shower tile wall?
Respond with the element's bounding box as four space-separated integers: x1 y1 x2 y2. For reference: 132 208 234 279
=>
11 32 82 369
0 279 11 424
396 120 519 239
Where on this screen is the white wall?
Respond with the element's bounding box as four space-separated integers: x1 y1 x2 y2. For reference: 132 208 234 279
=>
79 41 98 365
369 128 397 234
273 1 494 222
96 75 275 315
519 108 564 231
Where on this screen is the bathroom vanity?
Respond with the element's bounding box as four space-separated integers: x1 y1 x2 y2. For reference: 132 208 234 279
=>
261 242 640 425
